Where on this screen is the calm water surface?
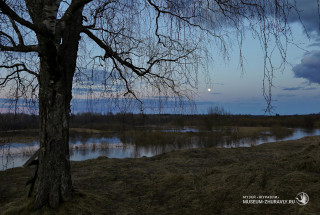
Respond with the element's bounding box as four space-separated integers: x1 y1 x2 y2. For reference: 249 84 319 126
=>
1 128 319 170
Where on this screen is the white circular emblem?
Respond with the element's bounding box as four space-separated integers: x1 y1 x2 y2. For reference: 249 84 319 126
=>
295 192 309 206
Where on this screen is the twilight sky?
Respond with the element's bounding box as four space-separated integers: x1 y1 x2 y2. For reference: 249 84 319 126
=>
194 1 320 115
1 1 319 115
70 0 320 115
69 19 320 116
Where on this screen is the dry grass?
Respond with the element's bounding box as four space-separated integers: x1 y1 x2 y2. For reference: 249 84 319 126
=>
0 128 113 145
0 130 39 144
1 136 320 215
69 128 108 134
235 126 269 137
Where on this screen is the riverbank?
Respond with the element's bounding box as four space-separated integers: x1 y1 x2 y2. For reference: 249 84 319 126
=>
1 136 319 215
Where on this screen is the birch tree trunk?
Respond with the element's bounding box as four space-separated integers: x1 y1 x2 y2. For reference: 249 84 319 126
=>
30 3 83 208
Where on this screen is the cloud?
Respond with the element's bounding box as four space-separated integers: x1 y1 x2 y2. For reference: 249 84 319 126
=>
282 87 303 91
292 51 320 84
308 43 320 47
72 87 116 96
288 0 320 36
276 94 296 98
304 87 317 90
281 86 317 91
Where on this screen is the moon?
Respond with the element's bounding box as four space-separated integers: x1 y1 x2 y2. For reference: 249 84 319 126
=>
208 88 211 92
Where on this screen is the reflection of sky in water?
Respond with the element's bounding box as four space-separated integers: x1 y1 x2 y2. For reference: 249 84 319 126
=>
161 128 199 133
1 141 39 149
70 136 120 145
219 129 320 148
71 146 152 160
1 129 320 170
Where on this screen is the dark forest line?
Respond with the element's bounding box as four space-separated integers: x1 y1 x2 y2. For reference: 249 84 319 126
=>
0 112 319 132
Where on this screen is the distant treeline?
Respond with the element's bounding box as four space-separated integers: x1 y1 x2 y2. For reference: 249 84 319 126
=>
0 112 319 131
0 113 39 131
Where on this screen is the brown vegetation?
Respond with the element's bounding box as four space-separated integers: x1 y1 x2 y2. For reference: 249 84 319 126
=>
1 136 319 214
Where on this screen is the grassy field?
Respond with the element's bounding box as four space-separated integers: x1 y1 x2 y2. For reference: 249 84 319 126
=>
1 136 319 215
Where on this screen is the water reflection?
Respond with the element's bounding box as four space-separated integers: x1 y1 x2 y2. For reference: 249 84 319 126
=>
1 128 320 170
220 128 320 148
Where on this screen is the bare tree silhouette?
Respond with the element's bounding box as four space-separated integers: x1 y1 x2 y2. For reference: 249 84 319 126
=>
0 0 311 209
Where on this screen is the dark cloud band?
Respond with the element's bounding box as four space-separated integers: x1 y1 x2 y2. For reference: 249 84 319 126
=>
292 51 320 84
288 0 320 36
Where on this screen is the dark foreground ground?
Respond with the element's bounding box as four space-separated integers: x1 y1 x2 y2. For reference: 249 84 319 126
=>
1 136 319 215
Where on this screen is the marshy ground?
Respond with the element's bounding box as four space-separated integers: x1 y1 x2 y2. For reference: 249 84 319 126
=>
1 135 319 215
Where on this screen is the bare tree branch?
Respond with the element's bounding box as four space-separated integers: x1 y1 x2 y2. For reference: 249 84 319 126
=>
82 26 195 79
0 30 16 46
0 64 39 81
82 27 150 76
111 57 142 103
0 0 51 36
0 44 38 52
59 0 94 24
9 17 24 45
